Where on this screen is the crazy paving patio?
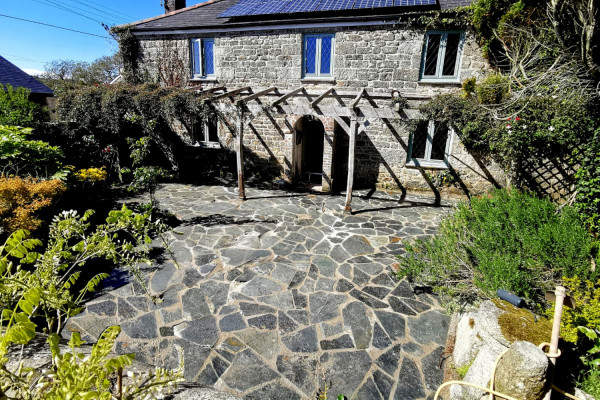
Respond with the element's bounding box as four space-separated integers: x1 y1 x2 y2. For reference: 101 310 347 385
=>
65 184 454 399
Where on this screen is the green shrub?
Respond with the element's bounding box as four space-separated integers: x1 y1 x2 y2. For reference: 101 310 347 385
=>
398 189 598 309
475 73 509 104
555 277 600 344
0 84 47 128
0 125 64 177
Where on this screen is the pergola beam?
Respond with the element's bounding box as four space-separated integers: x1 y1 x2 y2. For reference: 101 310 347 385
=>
237 87 278 105
236 108 246 200
350 88 367 110
344 115 358 214
271 87 304 107
311 87 335 108
211 86 251 101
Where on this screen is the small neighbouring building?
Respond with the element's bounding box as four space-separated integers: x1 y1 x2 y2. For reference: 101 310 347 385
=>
119 0 507 208
0 54 54 107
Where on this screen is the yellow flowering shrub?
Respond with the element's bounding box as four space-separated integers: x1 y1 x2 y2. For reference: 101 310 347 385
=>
74 167 107 182
551 276 600 343
0 176 66 232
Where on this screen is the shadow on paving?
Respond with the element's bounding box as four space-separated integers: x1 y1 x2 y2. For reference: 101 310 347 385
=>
65 184 453 400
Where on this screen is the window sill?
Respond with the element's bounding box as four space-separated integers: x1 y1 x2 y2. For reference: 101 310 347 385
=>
418 79 461 85
190 142 221 149
190 78 218 82
405 160 449 169
300 78 336 84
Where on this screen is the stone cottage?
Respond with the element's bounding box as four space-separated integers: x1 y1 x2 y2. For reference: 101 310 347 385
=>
121 0 505 208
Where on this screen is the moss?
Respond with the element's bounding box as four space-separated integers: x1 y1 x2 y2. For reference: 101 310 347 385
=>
494 299 553 346
454 360 474 378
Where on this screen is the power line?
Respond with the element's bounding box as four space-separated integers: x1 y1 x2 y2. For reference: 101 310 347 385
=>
31 0 105 25
1 53 48 64
75 0 137 20
0 14 112 39
66 0 135 23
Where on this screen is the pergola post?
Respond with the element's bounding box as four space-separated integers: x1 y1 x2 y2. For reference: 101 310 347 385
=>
344 115 357 214
236 108 246 200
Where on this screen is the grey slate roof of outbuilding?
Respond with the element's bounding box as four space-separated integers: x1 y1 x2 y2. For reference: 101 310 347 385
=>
0 55 53 95
126 0 473 32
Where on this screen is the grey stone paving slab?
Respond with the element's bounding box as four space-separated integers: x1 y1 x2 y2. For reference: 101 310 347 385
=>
65 184 454 400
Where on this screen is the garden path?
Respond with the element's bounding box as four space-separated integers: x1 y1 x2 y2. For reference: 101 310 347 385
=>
65 184 454 399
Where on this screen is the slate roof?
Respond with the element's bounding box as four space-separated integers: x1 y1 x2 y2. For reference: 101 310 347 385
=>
0 55 53 95
126 0 473 32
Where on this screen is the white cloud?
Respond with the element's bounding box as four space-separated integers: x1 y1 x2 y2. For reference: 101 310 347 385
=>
23 68 45 77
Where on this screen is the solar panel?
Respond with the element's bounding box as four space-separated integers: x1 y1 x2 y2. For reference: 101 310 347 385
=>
219 0 263 17
251 0 292 15
281 0 322 13
219 0 437 17
316 0 356 11
353 0 376 8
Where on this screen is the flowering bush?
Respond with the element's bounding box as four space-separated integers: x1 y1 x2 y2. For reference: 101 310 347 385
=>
74 166 107 182
0 176 65 232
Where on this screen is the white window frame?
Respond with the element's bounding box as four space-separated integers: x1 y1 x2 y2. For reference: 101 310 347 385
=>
192 117 220 149
190 38 215 80
419 31 465 83
406 121 454 169
302 33 335 79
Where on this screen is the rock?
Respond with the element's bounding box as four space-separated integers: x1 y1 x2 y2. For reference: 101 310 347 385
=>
319 351 372 398
343 302 372 349
342 235 374 256
236 329 280 360
375 344 401 376
355 377 383 400
375 311 406 340
309 292 346 323
174 317 219 346
248 314 277 330
219 313 247 332
121 312 157 339
407 310 449 345
320 334 355 350
87 300 116 316
239 302 275 316
453 310 484 368
172 387 239 399
282 327 319 353
494 341 551 400
220 349 279 392
372 322 392 349
422 346 445 391
241 276 283 297
393 358 425 400
373 369 394 399
245 381 302 399
276 355 317 396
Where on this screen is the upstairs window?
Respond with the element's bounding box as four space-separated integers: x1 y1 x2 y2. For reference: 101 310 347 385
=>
419 31 464 82
303 34 334 78
191 38 215 79
408 121 453 168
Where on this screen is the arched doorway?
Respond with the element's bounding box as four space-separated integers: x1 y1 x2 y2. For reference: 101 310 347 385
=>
293 115 325 185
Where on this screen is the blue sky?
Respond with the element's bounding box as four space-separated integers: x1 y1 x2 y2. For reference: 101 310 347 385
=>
1 0 204 75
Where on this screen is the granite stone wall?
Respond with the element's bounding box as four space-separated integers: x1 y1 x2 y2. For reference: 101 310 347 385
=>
135 25 508 198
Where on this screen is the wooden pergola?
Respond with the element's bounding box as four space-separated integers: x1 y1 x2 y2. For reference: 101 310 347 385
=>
192 85 428 214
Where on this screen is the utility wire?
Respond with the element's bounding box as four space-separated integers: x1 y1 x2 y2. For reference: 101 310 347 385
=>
66 0 136 22
44 0 129 24
31 0 105 24
0 14 112 39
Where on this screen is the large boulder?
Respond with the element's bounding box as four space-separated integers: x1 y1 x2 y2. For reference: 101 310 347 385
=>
494 341 551 400
450 300 553 400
